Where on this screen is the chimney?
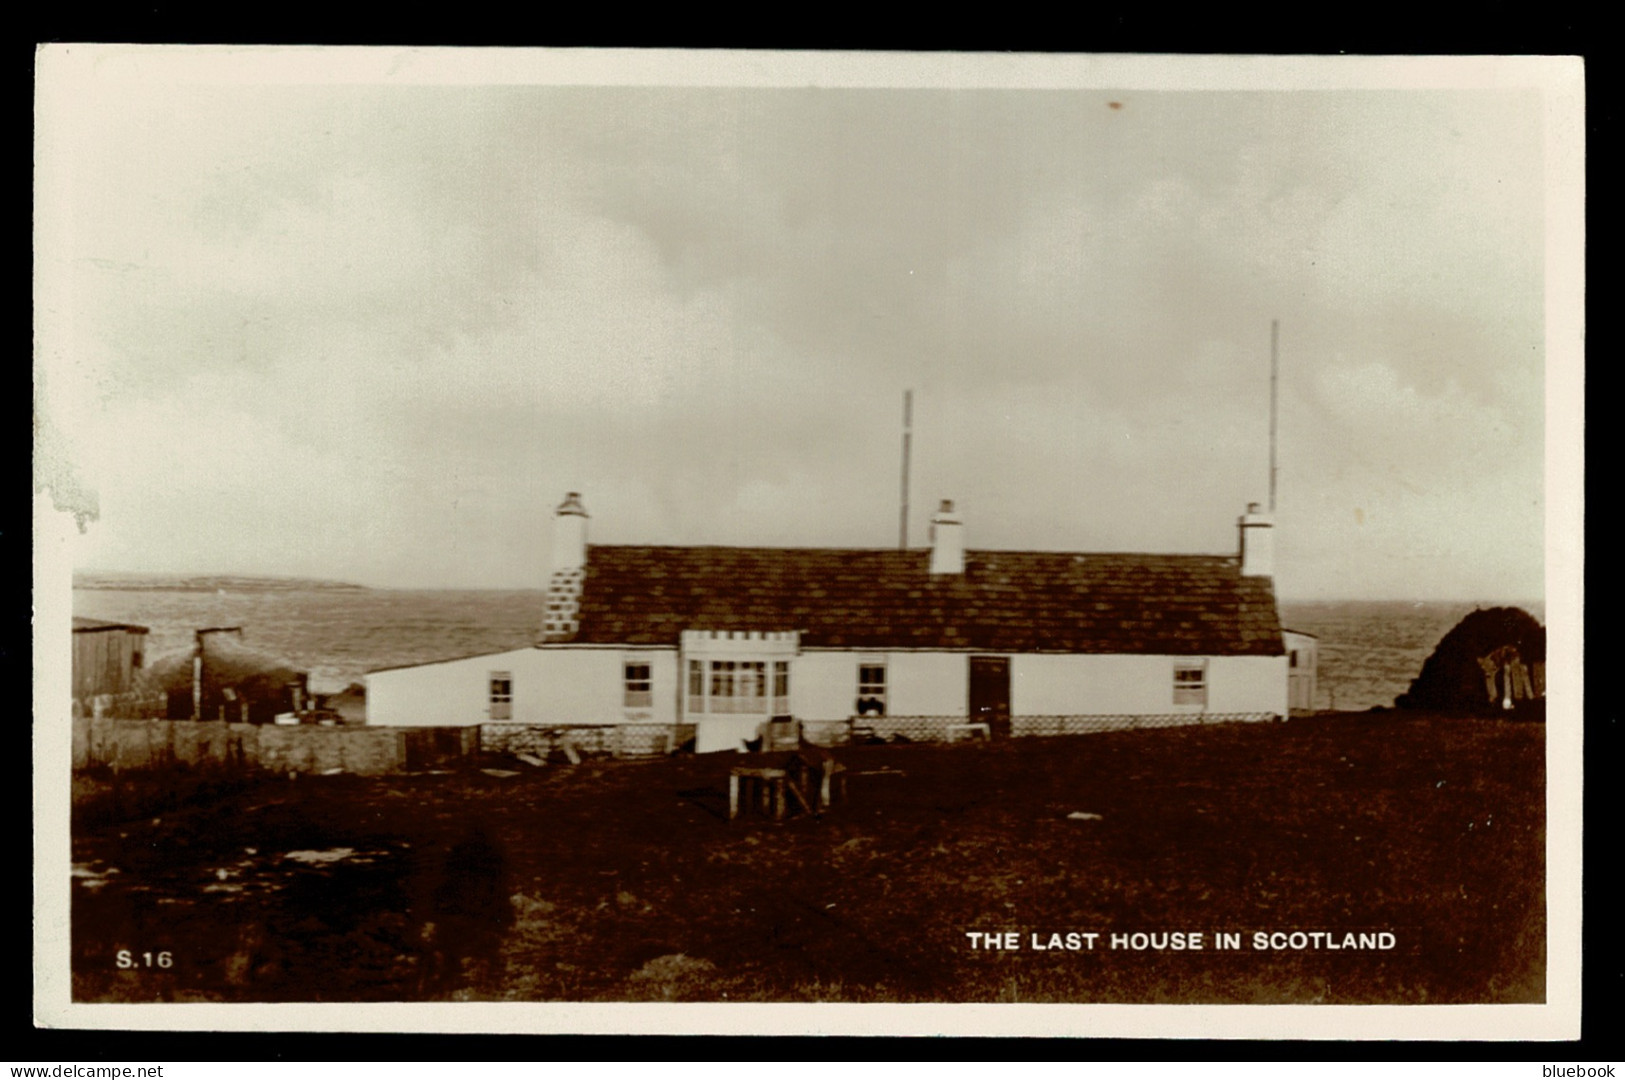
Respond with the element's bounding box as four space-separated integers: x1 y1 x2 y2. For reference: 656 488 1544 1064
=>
553 491 589 573
929 499 964 574
1238 501 1273 578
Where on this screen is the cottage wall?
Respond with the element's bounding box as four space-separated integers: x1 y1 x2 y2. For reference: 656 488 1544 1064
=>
790 651 968 721
1206 655 1289 717
1283 630 1319 714
1013 653 1285 719
368 643 1286 737
366 646 679 727
365 648 532 726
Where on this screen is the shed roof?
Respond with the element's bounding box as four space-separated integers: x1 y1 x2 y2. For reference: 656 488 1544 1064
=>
72 616 149 634
565 545 1283 656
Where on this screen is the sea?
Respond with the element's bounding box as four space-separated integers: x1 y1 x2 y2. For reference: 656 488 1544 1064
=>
70 582 1544 713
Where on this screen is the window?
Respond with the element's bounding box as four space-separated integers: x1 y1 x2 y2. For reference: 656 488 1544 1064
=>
489 672 513 720
707 660 767 714
624 660 652 708
1289 649 1301 669
856 663 887 717
688 659 705 712
773 660 790 715
1173 661 1207 707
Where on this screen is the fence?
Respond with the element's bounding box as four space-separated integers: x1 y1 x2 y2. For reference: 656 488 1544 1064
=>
801 712 1279 746
71 691 167 721
72 715 478 777
481 723 699 760
1010 712 1277 737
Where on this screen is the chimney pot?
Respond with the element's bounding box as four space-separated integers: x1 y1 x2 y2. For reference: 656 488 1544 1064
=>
1238 503 1274 578
552 491 589 574
930 498 965 574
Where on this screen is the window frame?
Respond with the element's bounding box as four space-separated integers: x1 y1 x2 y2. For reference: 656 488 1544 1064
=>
623 659 653 709
489 671 514 720
772 660 790 715
856 662 888 717
706 659 769 714
1172 660 1208 707
688 659 706 713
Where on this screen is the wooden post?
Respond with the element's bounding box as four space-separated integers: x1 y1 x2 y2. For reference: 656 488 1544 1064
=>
900 389 912 549
1269 318 1279 513
192 639 203 722
729 771 741 820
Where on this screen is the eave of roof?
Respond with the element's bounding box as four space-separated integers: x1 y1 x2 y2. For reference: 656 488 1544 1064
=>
72 616 150 633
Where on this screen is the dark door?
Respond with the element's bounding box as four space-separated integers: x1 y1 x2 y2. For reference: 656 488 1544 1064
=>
968 656 1011 737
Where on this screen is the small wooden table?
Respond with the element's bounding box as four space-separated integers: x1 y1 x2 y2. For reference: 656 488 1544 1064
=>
731 752 845 820
730 766 790 820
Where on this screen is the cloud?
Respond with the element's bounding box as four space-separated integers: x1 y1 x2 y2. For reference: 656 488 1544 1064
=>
45 80 1549 597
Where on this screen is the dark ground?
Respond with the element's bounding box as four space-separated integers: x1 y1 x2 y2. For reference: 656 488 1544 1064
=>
70 711 1545 1004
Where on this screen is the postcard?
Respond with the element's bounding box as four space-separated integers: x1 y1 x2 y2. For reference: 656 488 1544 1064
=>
33 46 1584 1039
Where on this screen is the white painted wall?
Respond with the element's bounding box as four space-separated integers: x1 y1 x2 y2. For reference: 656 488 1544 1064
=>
888 653 971 715
788 651 865 721
791 651 969 720
1284 630 1318 713
366 647 678 727
1012 653 1286 718
1206 655 1288 717
368 643 1287 731
694 716 764 754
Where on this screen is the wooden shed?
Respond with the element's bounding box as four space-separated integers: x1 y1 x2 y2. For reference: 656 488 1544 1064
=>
71 616 150 702
1283 628 1319 715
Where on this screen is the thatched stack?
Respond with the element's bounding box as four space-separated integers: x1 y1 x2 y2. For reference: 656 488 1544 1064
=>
1395 606 1545 714
140 633 308 723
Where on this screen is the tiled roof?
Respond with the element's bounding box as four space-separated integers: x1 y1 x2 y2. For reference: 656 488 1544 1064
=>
569 546 1283 656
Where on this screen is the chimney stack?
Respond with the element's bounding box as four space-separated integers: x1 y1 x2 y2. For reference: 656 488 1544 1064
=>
1238 501 1273 578
553 491 589 574
930 499 964 574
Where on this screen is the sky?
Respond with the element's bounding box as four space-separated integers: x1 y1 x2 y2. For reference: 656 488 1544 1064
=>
36 51 1573 600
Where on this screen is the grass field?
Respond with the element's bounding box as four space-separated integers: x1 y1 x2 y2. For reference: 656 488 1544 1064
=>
71 711 1544 1004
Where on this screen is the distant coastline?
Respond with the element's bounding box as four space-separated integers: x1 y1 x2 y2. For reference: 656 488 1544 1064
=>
72 572 367 593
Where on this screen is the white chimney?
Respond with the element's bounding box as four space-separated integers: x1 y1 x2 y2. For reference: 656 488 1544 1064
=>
1238 501 1273 578
553 491 589 574
929 499 964 574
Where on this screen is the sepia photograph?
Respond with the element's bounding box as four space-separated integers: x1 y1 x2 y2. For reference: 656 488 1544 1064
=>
33 48 1583 1038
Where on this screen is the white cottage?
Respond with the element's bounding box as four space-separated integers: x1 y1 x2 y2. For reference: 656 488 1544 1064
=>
367 493 1297 753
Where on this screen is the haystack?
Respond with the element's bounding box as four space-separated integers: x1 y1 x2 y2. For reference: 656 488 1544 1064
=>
1394 606 1545 714
140 633 307 723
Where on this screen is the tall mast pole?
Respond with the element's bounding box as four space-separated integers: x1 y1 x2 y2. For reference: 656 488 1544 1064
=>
899 389 913 549
1269 319 1279 514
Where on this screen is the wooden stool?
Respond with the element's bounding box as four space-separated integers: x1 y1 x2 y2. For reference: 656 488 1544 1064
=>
730 766 790 820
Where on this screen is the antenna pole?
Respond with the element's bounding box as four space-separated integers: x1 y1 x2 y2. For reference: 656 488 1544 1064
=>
899 389 913 549
1269 319 1279 514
